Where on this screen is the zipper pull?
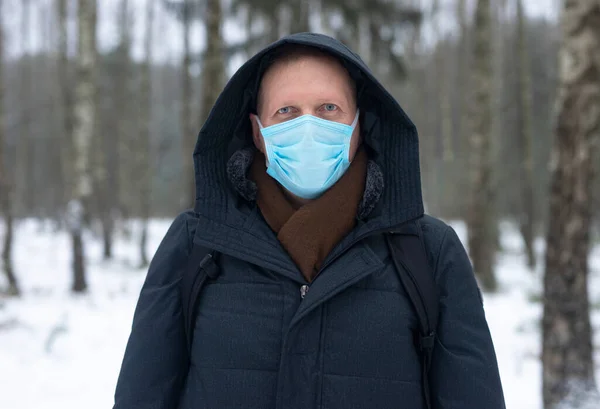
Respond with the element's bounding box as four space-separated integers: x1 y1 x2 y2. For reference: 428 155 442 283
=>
300 284 309 299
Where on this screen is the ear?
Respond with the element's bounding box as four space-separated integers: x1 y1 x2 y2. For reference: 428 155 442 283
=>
250 114 265 154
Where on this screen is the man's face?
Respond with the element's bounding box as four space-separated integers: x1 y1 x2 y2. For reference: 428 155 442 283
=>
250 54 361 161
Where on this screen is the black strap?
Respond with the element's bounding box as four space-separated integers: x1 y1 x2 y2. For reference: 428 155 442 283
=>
180 244 221 354
386 223 439 409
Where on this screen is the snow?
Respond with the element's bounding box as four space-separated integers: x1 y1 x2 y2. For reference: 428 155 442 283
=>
1 218 599 409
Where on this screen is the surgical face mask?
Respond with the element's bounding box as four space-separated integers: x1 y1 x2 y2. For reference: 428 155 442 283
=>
256 110 359 200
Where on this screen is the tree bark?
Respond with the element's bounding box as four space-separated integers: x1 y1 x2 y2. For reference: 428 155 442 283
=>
100 0 132 260
290 1 310 34
16 0 34 217
137 0 155 268
516 0 536 269
58 0 74 215
542 1 600 408
181 0 195 210
193 0 225 209
200 0 224 122
431 0 454 218
70 0 98 293
455 0 472 219
0 0 19 296
467 0 497 292
433 0 453 165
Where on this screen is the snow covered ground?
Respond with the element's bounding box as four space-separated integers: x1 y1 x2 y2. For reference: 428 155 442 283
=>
0 218 599 409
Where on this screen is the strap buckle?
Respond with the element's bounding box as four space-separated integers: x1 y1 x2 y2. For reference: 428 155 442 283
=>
199 253 220 279
419 331 436 351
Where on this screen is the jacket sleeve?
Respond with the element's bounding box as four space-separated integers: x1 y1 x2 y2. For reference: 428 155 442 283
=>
429 226 506 409
113 212 195 409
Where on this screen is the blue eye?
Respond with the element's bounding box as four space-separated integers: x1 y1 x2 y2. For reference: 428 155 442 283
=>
277 107 291 114
323 104 337 112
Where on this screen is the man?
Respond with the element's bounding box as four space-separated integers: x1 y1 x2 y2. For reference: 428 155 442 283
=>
113 33 505 409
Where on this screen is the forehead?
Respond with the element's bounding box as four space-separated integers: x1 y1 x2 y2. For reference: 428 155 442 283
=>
257 51 356 110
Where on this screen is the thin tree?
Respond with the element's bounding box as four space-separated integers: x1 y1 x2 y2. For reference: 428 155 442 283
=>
467 0 497 291
69 0 97 293
16 0 34 216
199 0 224 131
98 0 132 259
432 0 453 165
136 0 155 268
542 0 600 407
515 0 536 269
58 0 74 216
431 0 454 216
289 1 310 33
180 0 195 209
0 0 19 296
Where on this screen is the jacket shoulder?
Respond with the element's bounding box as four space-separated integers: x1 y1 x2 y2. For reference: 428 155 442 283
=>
419 214 452 247
417 214 455 275
144 210 200 283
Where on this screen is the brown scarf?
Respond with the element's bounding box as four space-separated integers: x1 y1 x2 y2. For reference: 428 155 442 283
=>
249 148 368 282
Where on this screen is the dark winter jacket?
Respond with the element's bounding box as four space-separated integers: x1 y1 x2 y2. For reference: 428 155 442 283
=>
113 33 506 409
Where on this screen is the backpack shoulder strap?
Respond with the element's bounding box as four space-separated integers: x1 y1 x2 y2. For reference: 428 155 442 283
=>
385 219 439 409
180 243 221 354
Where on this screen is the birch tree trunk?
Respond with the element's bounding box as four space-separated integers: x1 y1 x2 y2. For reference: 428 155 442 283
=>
70 0 97 293
516 0 536 269
542 1 600 407
181 0 195 210
467 0 497 291
136 0 155 268
0 0 19 296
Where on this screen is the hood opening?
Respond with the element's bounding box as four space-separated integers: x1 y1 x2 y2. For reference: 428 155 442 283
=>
193 33 423 230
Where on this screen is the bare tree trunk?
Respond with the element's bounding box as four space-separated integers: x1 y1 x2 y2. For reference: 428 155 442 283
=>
0 0 19 296
181 0 195 210
542 1 600 407
70 0 97 293
16 0 34 217
431 0 454 218
58 0 74 217
137 0 155 268
489 0 505 256
455 0 472 219
267 7 280 44
516 0 536 269
98 0 132 260
290 1 310 33
433 0 453 164
41 0 62 224
467 0 497 292
200 0 224 124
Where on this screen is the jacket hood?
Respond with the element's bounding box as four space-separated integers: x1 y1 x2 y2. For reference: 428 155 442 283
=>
193 32 423 231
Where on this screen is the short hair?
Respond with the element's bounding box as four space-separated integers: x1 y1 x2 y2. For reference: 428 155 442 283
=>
255 44 358 115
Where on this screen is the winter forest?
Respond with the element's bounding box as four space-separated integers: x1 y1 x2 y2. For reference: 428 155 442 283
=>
0 0 599 408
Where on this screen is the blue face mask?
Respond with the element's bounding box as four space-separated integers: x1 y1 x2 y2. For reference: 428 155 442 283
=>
256 110 359 200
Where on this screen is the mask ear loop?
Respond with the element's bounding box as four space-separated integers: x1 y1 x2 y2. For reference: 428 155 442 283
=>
255 115 265 130
351 109 360 129
253 115 272 167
